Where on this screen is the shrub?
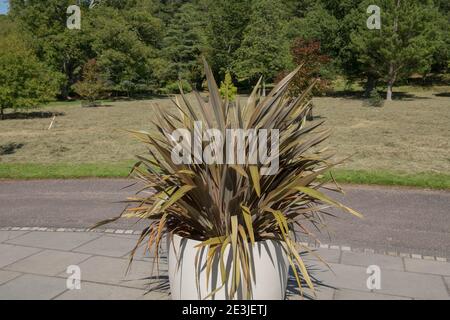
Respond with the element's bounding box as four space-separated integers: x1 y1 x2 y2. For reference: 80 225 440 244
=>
72 59 108 107
94 60 361 299
164 80 193 94
367 89 384 107
277 38 331 98
219 71 238 101
0 34 61 119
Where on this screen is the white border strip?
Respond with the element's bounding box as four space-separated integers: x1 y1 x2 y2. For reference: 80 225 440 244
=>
0 226 447 263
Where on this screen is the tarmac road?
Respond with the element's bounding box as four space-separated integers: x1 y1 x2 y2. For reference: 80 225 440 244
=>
0 179 449 258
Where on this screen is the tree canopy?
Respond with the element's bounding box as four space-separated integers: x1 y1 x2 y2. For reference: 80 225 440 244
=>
234 0 291 83
1 0 448 104
0 24 61 118
347 0 447 100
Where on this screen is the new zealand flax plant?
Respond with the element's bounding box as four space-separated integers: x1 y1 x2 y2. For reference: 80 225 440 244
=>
93 59 362 299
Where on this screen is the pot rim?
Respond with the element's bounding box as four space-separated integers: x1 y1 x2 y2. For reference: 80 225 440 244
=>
169 233 286 246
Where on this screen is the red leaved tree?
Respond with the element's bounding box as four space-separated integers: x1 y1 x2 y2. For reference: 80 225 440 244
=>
277 39 331 120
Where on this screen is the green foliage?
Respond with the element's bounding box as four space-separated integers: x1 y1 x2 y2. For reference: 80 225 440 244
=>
285 3 340 57
366 89 384 107
124 1 164 47
206 0 252 77
10 0 89 97
219 72 237 101
162 2 208 88
347 0 448 100
9 0 166 97
4 0 450 99
85 6 164 95
163 80 193 94
72 59 107 107
0 32 61 119
234 0 291 82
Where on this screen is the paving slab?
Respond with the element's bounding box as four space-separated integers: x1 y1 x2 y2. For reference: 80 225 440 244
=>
334 289 411 300
404 258 450 276
55 282 147 300
0 274 66 300
5 231 101 251
341 251 404 271
288 285 335 300
73 235 139 258
0 231 30 243
60 256 167 290
72 234 160 260
310 263 369 292
138 291 171 300
1 231 449 300
445 277 450 293
0 243 42 268
0 270 22 285
105 233 140 240
4 250 91 276
377 269 449 299
304 248 341 264
131 245 164 261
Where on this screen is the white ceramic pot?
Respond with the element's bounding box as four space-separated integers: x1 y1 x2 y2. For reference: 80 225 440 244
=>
168 234 289 300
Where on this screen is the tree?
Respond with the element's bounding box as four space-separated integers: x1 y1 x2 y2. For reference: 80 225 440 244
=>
72 59 107 107
285 3 340 58
348 0 447 100
427 0 450 77
205 0 252 77
282 39 331 94
124 0 165 48
85 5 164 95
219 72 237 101
162 2 208 89
234 0 291 91
9 0 166 97
277 39 331 120
0 33 61 119
9 0 90 98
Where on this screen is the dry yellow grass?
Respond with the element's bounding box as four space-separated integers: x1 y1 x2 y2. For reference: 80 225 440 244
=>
0 88 449 177
313 90 450 174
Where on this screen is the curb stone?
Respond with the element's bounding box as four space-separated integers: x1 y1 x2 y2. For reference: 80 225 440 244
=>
1 226 447 262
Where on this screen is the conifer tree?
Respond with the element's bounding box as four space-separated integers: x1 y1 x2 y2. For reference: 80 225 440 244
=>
234 0 291 90
349 0 446 100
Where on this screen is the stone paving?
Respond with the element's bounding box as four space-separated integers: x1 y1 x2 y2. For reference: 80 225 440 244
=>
0 230 449 300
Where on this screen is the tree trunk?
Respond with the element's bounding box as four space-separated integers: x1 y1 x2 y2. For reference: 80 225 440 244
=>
364 75 377 98
61 81 71 100
0 107 4 120
386 63 397 101
386 82 393 101
386 0 401 102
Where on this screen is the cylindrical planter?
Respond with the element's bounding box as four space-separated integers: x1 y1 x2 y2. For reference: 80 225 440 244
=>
168 234 289 300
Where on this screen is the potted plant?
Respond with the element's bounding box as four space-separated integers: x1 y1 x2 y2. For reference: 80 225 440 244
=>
94 59 362 300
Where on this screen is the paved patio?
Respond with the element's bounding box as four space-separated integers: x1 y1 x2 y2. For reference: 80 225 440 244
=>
0 230 449 300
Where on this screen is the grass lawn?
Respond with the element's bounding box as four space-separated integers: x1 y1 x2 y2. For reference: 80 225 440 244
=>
0 86 449 189
1 163 449 190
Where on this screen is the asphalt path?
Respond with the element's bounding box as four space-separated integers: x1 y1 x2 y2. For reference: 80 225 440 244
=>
1 179 449 258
